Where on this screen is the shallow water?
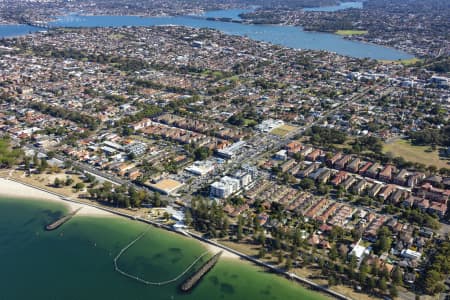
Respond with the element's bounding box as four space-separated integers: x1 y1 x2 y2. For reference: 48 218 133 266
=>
0 197 327 300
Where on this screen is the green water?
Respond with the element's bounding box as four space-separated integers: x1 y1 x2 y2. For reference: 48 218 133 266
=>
0 197 327 300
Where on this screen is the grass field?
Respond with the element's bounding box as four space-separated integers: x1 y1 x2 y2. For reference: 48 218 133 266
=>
335 30 368 36
270 124 298 137
380 58 422 66
383 139 449 169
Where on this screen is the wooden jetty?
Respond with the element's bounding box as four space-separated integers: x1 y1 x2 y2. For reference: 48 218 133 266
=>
180 251 222 292
45 207 82 230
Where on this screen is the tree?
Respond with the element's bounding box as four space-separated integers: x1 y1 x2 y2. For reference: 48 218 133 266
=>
378 277 387 292
299 178 315 190
257 231 266 246
32 153 39 167
237 222 243 241
285 257 292 271
258 247 266 259
274 234 281 250
63 160 73 169
367 277 376 292
193 147 211 161
53 178 61 188
424 270 444 295
329 245 338 261
350 254 358 270
38 158 48 173
74 182 85 192
153 192 162 207
389 285 398 298
163 212 170 221
24 156 30 170
374 226 392 254
65 177 74 186
185 209 193 226
328 274 337 286
277 251 284 264
392 267 403 285
318 184 330 196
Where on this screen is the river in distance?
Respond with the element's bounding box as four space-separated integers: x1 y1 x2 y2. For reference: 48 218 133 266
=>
304 1 363 11
0 196 327 300
0 4 412 60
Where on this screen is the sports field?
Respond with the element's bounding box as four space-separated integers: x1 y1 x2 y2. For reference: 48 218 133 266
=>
335 30 368 36
270 125 298 137
383 139 449 169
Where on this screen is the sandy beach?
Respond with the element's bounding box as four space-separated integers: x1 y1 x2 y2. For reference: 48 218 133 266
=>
0 178 113 217
0 177 240 260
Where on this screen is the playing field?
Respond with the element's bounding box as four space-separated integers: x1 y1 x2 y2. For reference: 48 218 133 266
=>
335 30 368 36
380 58 422 66
270 125 298 137
383 139 449 169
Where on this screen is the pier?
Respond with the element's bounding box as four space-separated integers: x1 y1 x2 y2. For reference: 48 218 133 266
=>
45 207 82 230
180 251 222 292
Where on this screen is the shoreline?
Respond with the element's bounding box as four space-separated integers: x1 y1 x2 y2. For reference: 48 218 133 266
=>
0 176 239 259
0 177 112 217
0 176 348 299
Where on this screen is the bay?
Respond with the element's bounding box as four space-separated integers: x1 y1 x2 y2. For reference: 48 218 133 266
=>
46 12 412 60
0 7 412 60
304 2 363 12
0 196 327 300
0 24 41 38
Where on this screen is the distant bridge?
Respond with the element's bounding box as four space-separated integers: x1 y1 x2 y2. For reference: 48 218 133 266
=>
22 20 54 29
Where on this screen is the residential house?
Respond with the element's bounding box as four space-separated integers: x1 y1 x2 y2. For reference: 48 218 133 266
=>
369 183 384 197
346 158 361 173
358 161 373 175
428 202 447 218
306 149 323 162
379 165 396 182
353 179 369 195
378 184 396 201
366 162 381 178
331 171 348 186
327 152 343 166
394 169 409 186
335 154 353 170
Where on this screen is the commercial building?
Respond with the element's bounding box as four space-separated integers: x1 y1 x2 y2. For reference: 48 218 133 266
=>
256 119 284 133
401 249 422 260
216 141 246 159
210 176 241 198
232 170 252 187
146 178 185 195
185 160 215 176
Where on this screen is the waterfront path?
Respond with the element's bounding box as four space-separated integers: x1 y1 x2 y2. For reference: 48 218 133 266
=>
185 231 352 300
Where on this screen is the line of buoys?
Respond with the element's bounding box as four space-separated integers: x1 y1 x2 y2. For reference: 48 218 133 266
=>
113 226 210 286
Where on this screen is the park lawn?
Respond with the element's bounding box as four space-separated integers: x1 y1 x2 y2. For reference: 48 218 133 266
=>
383 139 449 169
335 30 368 36
332 138 355 151
10 171 86 198
271 124 298 137
380 58 423 66
109 33 126 39
218 239 260 257
244 118 258 127
399 57 423 66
